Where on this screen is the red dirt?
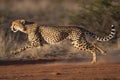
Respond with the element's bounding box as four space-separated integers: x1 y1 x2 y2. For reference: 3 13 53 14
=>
0 59 120 80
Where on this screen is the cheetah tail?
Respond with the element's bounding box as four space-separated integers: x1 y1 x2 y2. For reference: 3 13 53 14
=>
85 25 116 41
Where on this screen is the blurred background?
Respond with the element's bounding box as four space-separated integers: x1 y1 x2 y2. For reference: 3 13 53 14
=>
0 0 120 61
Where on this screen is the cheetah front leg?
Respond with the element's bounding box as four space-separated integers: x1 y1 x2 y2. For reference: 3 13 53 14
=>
10 42 40 54
10 44 33 54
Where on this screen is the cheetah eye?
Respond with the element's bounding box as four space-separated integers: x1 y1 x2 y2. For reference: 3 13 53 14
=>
11 25 18 32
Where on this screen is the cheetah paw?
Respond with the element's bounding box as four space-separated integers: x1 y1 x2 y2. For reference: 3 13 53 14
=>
102 51 107 56
10 51 18 55
91 60 96 64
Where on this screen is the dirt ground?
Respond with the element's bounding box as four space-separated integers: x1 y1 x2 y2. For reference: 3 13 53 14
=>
0 58 120 80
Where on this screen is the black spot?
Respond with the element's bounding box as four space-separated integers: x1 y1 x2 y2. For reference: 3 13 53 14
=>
80 48 83 50
25 21 35 25
111 30 115 33
109 35 112 37
84 49 86 51
104 38 107 41
111 26 115 29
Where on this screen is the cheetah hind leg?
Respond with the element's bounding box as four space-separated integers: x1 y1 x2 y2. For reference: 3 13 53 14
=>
71 41 97 64
90 44 107 64
91 51 97 64
93 44 107 56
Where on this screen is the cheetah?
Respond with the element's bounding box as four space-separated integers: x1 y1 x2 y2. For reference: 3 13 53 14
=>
10 19 116 63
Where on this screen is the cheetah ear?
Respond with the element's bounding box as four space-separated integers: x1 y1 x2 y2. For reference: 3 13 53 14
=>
20 19 25 24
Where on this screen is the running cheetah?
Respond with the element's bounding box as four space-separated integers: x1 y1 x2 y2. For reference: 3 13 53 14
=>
10 19 116 63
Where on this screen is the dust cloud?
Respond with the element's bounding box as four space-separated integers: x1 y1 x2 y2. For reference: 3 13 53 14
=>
98 49 120 63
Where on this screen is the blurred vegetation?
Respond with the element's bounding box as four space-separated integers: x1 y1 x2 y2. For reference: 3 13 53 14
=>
0 0 120 60
70 0 120 36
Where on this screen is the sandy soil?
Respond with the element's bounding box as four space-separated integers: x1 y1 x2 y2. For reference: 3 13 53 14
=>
0 58 120 80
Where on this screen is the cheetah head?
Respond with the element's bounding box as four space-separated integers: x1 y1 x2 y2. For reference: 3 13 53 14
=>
11 19 26 33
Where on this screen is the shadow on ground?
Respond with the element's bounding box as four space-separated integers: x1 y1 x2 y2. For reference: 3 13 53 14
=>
0 57 90 66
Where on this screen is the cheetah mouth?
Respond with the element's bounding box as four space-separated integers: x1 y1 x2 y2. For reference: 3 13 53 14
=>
11 27 18 32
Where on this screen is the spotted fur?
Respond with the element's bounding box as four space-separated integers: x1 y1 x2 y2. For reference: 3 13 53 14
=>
10 19 116 63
